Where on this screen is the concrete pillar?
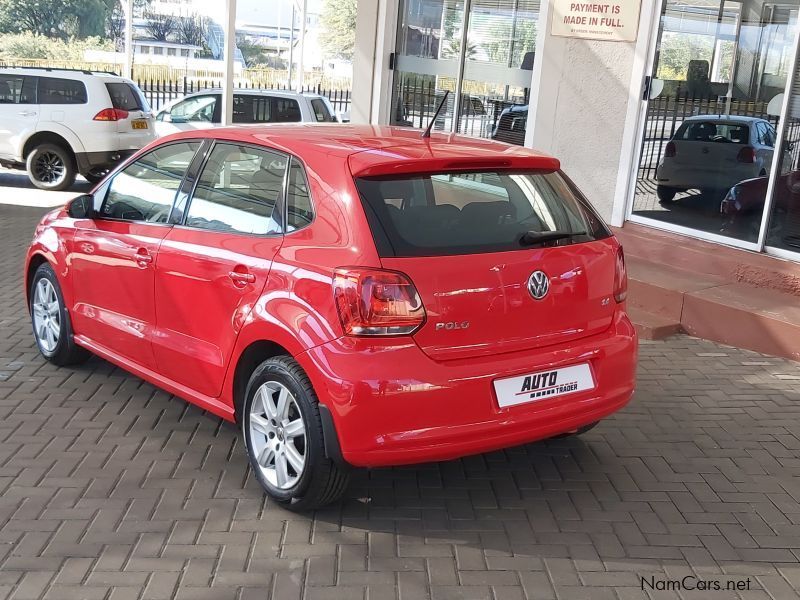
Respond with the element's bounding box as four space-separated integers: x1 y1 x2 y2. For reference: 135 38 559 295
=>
351 0 397 124
296 0 307 92
124 0 134 79
221 0 237 126
526 0 654 224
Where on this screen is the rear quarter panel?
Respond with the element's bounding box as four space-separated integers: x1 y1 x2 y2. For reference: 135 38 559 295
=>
222 144 381 405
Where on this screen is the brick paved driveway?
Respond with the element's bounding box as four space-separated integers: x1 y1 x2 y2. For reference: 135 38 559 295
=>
2 204 800 600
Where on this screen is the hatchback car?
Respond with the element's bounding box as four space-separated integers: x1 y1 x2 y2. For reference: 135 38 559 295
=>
25 125 637 509
154 89 338 137
655 115 790 202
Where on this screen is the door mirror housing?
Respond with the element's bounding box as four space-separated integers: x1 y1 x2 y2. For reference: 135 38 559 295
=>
67 194 95 219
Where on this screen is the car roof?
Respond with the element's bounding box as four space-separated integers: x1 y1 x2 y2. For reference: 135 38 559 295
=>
181 88 325 100
682 114 766 124
0 67 127 81
156 124 561 175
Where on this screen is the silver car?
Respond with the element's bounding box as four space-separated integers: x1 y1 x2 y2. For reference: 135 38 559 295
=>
154 89 338 137
655 115 790 203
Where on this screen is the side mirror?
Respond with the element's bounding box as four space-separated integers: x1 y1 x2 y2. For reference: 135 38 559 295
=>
162 113 172 123
67 194 95 219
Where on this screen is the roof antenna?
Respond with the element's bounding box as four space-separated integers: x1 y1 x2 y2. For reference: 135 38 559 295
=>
422 90 449 139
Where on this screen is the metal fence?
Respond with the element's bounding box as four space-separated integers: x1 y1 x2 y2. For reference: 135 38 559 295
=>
638 93 800 180
136 77 352 116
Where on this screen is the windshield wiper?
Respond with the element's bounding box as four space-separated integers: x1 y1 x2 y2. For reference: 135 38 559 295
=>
519 230 586 247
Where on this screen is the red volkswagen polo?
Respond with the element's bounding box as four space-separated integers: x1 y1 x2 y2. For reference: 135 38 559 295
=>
25 125 637 509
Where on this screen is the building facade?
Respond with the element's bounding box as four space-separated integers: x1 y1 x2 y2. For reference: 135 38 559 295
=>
351 0 800 266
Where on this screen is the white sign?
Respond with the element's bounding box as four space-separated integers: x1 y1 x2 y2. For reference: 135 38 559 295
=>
551 1 641 42
493 363 596 409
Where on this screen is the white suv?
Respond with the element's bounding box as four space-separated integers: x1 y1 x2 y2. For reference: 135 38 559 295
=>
154 89 338 137
0 68 155 191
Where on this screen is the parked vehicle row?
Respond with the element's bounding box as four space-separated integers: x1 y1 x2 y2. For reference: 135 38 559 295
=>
0 67 343 191
25 124 637 509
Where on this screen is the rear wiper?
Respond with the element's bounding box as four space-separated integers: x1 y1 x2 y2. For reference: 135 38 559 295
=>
519 230 586 246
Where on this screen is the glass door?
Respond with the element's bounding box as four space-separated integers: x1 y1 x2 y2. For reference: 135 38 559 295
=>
630 0 800 248
390 0 540 143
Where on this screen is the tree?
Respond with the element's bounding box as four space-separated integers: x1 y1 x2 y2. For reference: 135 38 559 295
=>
0 0 81 40
144 10 176 42
442 38 479 60
178 14 207 48
319 0 356 61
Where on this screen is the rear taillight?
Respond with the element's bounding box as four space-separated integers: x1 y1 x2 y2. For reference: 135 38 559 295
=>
614 247 627 303
93 108 129 121
664 141 676 158
737 146 755 163
333 268 425 336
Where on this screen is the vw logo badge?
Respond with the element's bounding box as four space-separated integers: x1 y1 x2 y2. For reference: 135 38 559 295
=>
527 270 550 300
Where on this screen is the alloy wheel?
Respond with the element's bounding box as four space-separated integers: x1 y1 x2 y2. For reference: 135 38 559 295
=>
249 381 307 490
33 152 66 185
32 279 60 353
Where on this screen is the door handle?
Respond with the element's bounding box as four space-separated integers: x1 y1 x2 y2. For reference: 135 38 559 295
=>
228 271 255 285
134 249 153 267
18 111 36 116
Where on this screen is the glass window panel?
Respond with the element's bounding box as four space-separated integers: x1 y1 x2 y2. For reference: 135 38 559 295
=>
286 159 314 231
766 43 800 255
102 142 200 222
391 0 538 143
632 0 800 245
187 143 284 235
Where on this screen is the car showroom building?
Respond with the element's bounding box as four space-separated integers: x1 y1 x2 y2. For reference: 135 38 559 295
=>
349 0 800 359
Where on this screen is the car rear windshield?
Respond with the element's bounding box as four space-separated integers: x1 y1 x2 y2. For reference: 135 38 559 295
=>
105 82 150 112
355 170 611 257
677 121 749 144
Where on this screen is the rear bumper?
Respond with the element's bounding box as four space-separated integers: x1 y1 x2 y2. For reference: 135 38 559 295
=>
75 149 137 174
299 310 637 468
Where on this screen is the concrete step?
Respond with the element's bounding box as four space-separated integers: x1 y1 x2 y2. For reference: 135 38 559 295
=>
615 222 800 297
682 283 800 362
627 256 727 321
627 306 683 341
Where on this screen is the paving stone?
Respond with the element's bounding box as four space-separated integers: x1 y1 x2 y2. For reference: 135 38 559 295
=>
2 204 800 599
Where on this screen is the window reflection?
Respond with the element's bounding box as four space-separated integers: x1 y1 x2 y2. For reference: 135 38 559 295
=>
633 0 800 245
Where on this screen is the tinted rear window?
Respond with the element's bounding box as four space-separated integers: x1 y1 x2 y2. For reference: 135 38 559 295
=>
677 121 749 144
106 82 149 112
38 77 87 104
356 171 611 257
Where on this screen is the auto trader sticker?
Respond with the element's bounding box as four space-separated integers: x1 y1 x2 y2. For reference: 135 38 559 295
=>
494 363 596 408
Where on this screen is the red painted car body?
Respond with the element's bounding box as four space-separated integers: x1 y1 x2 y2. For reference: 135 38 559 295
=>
25 125 637 468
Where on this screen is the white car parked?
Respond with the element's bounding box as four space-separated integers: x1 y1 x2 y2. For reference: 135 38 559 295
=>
0 67 155 190
154 89 338 137
655 115 792 203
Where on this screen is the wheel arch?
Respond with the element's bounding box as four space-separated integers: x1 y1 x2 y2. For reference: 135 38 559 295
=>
231 339 293 424
22 129 83 162
25 254 50 308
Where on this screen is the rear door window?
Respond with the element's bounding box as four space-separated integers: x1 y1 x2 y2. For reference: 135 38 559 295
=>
273 98 301 122
0 75 36 104
185 143 285 235
233 94 272 123
38 77 87 104
105 82 150 112
356 170 610 257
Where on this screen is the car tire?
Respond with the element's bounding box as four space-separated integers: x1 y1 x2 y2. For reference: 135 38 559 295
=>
26 143 77 191
30 263 91 366
552 421 599 438
656 186 677 203
242 355 350 510
82 169 108 184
